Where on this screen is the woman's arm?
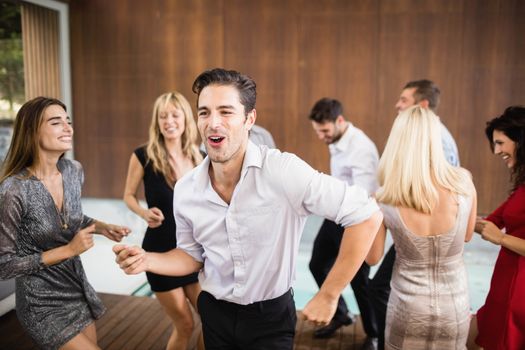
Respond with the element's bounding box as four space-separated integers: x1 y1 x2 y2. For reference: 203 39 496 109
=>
366 222 386 265
465 181 478 242
1 217 96 280
41 224 97 265
91 219 130 242
123 153 164 228
478 220 525 256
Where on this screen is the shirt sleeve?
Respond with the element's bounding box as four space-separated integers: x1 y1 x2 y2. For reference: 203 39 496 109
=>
174 196 204 262
0 181 45 280
347 151 378 195
280 153 379 227
440 123 460 166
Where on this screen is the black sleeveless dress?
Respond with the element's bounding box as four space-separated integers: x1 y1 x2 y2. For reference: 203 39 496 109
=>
135 146 199 292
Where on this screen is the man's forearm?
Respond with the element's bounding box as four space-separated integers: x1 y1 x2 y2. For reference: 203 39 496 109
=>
319 211 383 299
147 248 203 276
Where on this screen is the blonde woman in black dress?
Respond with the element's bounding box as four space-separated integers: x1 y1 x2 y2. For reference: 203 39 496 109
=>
123 92 203 350
0 97 130 349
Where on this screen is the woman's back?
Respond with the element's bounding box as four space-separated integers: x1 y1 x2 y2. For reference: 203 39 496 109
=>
398 187 459 237
380 188 472 349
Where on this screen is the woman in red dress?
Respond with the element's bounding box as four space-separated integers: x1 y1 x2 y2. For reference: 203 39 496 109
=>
472 106 525 349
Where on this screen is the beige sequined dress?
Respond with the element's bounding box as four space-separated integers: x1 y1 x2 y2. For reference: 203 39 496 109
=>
380 194 471 350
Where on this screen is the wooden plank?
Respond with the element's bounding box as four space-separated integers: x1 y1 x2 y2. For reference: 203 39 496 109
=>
106 297 165 350
98 296 153 349
0 293 366 349
0 311 38 350
96 293 145 341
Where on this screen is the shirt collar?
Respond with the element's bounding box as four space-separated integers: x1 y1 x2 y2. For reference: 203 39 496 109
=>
241 140 263 173
329 122 355 153
192 140 263 192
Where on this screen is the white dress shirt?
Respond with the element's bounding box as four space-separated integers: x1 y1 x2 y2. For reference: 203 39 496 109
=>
173 141 379 305
329 122 379 195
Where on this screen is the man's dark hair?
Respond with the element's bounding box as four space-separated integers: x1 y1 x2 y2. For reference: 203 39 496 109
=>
192 68 256 115
308 98 343 123
404 79 440 112
485 105 525 191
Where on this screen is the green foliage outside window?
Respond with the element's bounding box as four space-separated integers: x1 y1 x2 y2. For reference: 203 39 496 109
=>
0 1 24 120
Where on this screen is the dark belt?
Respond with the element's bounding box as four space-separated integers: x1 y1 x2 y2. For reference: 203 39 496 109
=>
203 288 294 312
244 288 294 311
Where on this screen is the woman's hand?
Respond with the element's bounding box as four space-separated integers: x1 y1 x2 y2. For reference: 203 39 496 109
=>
142 207 164 228
477 219 505 245
68 224 96 256
95 221 131 242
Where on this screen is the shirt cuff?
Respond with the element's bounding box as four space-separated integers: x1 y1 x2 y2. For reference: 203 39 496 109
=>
338 197 380 228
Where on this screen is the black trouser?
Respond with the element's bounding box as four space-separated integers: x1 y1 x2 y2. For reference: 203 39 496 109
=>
309 219 378 337
197 289 296 350
369 245 395 350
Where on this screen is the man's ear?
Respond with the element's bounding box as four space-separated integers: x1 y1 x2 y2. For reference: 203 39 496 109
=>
336 115 346 126
418 99 430 109
245 109 257 130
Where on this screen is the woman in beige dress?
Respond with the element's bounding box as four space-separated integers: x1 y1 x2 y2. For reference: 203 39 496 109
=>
367 106 477 349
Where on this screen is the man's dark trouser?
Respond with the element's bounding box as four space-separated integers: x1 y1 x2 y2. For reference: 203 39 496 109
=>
369 245 396 350
309 219 378 338
197 289 296 350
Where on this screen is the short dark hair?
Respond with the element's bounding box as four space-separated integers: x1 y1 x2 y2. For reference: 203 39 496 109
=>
404 79 440 112
192 68 256 115
485 105 525 191
308 98 343 123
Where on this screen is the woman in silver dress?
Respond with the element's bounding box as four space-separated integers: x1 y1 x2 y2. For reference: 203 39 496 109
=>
366 106 477 349
0 97 130 349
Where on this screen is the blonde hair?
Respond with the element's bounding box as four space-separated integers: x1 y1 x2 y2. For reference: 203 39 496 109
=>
146 92 203 185
376 106 471 214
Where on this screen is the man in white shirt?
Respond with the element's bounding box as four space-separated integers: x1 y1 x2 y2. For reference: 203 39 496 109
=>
370 79 461 350
309 98 379 350
114 68 382 350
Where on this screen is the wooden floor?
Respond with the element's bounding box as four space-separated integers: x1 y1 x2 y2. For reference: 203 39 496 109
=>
0 293 366 350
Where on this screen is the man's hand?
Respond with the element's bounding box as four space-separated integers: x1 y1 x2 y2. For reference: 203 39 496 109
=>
113 244 148 274
301 291 338 326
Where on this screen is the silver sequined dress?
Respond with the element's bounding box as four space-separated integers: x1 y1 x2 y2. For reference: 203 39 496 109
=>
0 158 105 349
380 194 472 350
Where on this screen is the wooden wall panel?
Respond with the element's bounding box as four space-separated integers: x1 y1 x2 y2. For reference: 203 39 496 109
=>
21 3 61 99
457 0 525 213
70 0 223 198
69 0 525 214
223 0 300 151
297 0 380 173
